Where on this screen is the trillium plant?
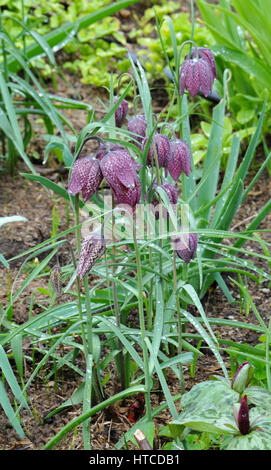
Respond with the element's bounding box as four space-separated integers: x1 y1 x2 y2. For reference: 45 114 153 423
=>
171 361 271 450
17 7 271 451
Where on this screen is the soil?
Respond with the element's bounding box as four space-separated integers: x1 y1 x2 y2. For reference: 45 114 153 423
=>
0 0 271 452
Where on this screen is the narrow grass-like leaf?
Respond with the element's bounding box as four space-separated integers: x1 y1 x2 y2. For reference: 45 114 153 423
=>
99 317 144 371
145 337 179 420
180 309 228 378
197 97 225 218
180 283 218 344
0 344 29 410
211 134 240 228
0 381 25 438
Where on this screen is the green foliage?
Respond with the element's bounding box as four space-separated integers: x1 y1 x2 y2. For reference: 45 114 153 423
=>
1 0 133 86
132 4 214 77
173 377 271 450
196 0 271 172
0 0 139 173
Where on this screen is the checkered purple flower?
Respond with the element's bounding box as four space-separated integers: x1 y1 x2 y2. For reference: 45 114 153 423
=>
172 230 198 264
128 114 147 146
100 149 141 208
168 139 192 180
114 97 129 128
151 181 178 220
77 230 106 279
142 133 170 168
179 47 216 98
68 155 103 202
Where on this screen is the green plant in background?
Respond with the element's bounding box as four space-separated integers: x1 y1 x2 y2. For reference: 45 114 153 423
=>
167 362 271 450
0 0 139 174
0 0 134 86
131 2 214 78
196 0 271 174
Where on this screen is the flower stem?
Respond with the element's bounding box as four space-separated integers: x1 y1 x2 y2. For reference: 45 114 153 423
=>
173 250 185 393
111 196 126 390
132 221 152 420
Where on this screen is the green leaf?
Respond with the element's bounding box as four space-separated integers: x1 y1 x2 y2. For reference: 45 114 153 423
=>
175 380 239 434
0 253 9 268
0 381 25 438
0 344 29 411
246 386 271 410
225 427 271 450
196 97 225 218
213 45 271 89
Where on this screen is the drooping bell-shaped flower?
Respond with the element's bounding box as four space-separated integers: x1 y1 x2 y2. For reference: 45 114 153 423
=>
77 229 106 279
128 114 147 146
68 156 103 202
142 133 170 168
189 47 217 80
168 138 192 180
236 395 250 436
100 149 141 208
172 229 198 264
179 51 215 98
114 97 129 128
151 181 178 220
231 362 255 394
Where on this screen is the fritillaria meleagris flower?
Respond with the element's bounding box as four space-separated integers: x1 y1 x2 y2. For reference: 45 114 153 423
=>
231 362 254 394
77 230 106 279
114 97 129 128
179 47 216 98
142 133 170 168
50 264 62 295
189 47 217 80
128 114 147 146
100 149 141 208
151 181 178 220
168 138 192 180
68 155 103 202
236 395 250 436
172 229 198 264
95 142 123 161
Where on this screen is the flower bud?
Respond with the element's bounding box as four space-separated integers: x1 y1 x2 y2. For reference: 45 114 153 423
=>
77 230 106 279
50 264 62 295
114 97 129 128
231 362 254 394
172 230 198 264
142 133 170 168
237 395 250 435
